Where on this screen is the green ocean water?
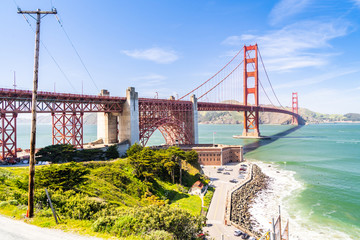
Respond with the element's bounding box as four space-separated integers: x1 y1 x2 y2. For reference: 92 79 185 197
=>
16 123 360 238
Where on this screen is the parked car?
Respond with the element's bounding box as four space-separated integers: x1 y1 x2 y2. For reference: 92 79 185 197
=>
241 164 247 167
217 167 224 171
241 233 249 239
238 175 245 179
239 167 247 171
229 179 238 183
225 168 233 171
249 237 256 240
234 230 243 236
223 172 230 175
197 233 206 239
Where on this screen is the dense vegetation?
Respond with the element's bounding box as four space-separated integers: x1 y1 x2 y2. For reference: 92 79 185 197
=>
0 144 210 239
35 144 119 163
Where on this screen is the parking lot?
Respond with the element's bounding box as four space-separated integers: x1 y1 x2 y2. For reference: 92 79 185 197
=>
202 162 252 240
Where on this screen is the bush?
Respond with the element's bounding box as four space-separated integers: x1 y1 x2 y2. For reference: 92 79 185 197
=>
145 230 174 240
36 162 90 191
92 204 204 239
105 145 119 159
126 143 143 157
35 144 76 163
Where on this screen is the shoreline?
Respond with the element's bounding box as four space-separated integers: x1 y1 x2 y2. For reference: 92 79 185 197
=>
247 160 356 240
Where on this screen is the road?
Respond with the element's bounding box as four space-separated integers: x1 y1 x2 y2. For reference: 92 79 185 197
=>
0 215 102 240
203 162 250 240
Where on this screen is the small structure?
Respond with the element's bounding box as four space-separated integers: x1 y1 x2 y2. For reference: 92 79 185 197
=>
189 180 205 195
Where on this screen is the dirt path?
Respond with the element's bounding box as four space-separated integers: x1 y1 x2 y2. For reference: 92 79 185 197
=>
0 215 103 240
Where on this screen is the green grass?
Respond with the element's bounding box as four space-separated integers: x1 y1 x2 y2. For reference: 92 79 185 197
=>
0 158 211 239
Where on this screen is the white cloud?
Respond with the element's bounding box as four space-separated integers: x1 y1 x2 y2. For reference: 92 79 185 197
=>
269 0 311 25
222 20 350 72
353 0 360 7
122 47 179 64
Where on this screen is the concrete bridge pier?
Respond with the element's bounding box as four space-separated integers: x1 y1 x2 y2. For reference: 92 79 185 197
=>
191 94 199 144
97 90 119 144
118 87 139 145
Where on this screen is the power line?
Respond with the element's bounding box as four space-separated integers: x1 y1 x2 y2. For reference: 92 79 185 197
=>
258 47 285 109
20 14 78 92
54 13 100 92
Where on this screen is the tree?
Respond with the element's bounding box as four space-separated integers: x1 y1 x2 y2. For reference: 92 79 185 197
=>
36 162 90 191
129 147 158 182
35 144 76 163
185 150 198 164
105 145 119 159
126 143 143 157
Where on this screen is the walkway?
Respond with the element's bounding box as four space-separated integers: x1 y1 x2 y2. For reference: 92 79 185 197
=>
203 162 251 240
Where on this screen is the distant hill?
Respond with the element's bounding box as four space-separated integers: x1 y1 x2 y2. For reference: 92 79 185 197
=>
16 108 359 126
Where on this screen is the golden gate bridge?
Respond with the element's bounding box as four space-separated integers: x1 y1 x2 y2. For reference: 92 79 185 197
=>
0 44 300 161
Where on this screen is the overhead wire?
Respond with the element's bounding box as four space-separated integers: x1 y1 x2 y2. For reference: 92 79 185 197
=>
20 11 78 92
258 47 285 109
54 13 100 92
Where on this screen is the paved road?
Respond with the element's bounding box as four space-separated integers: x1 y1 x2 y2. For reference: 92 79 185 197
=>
203 163 250 240
0 215 102 240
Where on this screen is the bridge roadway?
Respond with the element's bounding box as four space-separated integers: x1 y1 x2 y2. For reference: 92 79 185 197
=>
0 88 296 116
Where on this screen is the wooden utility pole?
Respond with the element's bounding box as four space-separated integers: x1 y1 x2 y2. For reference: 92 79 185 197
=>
17 8 57 218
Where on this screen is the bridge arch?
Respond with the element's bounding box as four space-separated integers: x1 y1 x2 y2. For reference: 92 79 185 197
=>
139 117 193 146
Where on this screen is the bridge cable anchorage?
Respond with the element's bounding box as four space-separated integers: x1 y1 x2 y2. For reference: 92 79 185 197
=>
54 13 100 92
245 51 275 107
20 16 78 92
258 47 285 109
198 59 244 99
179 47 244 100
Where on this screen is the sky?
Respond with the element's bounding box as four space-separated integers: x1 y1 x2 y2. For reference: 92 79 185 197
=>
1 0 360 114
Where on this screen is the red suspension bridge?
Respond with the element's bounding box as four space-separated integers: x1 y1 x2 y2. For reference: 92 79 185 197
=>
0 44 300 161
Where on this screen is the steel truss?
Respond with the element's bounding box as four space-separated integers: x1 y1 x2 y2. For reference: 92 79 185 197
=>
0 88 125 159
52 112 83 148
139 99 194 146
0 113 17 160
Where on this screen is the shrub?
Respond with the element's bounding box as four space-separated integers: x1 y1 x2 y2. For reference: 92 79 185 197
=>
126 143 143 157
35 144 76 163
105 145 119 159
145 230 174 240
36 162 90 191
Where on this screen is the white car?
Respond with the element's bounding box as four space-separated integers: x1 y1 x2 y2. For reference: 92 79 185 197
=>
234 230 243 236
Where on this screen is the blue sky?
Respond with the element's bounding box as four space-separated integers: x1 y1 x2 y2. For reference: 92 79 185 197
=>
1 0 360 114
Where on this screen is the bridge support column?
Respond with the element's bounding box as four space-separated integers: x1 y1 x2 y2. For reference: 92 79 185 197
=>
119 87 139 145
242 44 260 137
0 113 17 160
97 90 119 144
191 94 199 144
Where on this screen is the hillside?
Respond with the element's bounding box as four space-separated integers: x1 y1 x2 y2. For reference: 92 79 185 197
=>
0 146 212 239
199 107 357 125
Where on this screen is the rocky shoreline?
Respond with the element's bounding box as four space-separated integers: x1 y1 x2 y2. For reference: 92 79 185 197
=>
230 164 269 236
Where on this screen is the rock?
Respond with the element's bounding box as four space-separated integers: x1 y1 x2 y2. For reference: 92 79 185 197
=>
230 164 269 236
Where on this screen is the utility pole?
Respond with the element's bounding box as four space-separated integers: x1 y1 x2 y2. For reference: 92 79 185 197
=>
17 8 57 218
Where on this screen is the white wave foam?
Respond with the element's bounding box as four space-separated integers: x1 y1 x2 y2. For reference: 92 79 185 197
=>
248 160 356 240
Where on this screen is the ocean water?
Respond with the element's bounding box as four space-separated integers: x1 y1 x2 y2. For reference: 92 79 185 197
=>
16 123 360 238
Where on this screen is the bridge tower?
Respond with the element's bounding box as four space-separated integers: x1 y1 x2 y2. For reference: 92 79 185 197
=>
292 92 298 125
242 44 260 137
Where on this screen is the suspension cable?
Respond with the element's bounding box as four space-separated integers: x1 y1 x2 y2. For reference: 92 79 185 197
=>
246 51 275 107
198 59 244 99
258 47 285 109
179 47 244 100
54 13 100 92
